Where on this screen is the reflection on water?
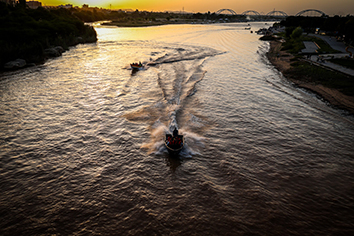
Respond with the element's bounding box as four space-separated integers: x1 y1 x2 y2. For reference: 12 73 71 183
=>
1 22 354 235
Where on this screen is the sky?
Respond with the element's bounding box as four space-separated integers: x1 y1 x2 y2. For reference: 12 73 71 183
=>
40 0 354 16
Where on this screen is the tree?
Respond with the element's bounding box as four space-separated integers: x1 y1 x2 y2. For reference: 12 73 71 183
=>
291 27 303 39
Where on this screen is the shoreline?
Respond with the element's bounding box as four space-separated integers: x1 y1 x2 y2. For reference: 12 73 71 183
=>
0 5 97 71
101 19 216 27
266 40 354 115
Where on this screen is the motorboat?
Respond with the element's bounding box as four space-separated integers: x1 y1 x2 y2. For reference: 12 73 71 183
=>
165 128 184 156
130 62 143 70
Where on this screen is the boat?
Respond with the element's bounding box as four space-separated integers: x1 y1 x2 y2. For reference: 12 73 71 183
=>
130 62 143 70
165 128 184 156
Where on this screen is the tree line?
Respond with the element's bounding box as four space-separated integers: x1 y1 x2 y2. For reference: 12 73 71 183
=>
0 2 97 68
280 16 354 45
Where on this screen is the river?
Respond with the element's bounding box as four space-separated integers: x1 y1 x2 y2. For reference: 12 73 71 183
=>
1 22 354 235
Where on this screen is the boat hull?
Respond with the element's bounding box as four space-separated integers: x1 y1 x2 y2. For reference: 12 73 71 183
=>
130 64 143 70
165 134 184 156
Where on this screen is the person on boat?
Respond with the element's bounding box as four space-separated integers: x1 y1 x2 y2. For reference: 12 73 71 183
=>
172 128 183 147
177 138 182 146
138 61 142 66
173 128 178 137
168 137 179 146
166 135 172 145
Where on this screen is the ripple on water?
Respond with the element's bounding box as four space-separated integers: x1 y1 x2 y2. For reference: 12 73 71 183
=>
1 23 354 235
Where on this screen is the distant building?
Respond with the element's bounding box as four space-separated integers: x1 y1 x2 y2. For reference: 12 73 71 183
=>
27 1 42 9
82 4 89 8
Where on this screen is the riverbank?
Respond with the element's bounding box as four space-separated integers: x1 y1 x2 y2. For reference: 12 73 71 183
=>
102 18 210 27
267 40 354 115
0 4 97 70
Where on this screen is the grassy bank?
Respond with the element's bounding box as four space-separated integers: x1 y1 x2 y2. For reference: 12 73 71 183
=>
279 34 341 54
284 60 354 96
267 37 354 114
0 3 97 68
278 28 354 95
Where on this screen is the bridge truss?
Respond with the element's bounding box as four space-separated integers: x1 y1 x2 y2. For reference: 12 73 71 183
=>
216 9 237 15
241 10 260 16
295 9 326 17
266 10 288 17
214 8 326 17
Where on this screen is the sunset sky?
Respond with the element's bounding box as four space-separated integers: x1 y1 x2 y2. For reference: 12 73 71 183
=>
40 0 354 16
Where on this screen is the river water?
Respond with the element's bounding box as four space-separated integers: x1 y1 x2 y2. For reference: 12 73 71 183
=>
1 22 354 235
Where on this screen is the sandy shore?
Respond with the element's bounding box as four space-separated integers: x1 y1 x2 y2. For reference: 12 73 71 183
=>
266 40 354 115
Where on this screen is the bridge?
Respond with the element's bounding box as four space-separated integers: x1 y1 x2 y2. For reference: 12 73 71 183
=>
266 10 288 17
295 9 326 17
215 8 327 17
241 10 260 16
216 9 237 15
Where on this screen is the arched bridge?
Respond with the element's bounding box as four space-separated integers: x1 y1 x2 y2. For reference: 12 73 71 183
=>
295 9 326 16
215 9 327 17
266 10 288 17
216 9 237 15
241 10 260 16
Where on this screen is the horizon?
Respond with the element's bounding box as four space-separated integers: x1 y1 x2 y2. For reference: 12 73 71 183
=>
38 0 354 16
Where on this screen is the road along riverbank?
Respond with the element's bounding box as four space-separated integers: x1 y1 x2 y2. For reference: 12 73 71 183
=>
267 40 354 115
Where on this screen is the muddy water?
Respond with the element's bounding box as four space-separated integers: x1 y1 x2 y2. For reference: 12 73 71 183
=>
1 22 354 235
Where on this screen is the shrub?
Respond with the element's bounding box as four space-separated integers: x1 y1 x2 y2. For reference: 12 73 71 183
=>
291 27 303 39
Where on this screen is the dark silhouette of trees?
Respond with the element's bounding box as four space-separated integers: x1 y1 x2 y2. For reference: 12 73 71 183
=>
280 16 354 44
0 4 97 67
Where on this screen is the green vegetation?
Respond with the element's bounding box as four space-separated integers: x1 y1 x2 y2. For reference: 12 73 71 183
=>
273 16 354 98
284 61 354 96
44 7 287 25
0 2 97 67
280 15 354 45
281 37 305 54
281 35 341 54
285 61 354 96
100 10 251 27
278 15 354 54
290 26 303 39
309 37 340 54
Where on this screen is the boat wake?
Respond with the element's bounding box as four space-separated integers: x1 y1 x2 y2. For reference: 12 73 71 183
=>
140 121 201 159
123 44 218 157
149 45 220 65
